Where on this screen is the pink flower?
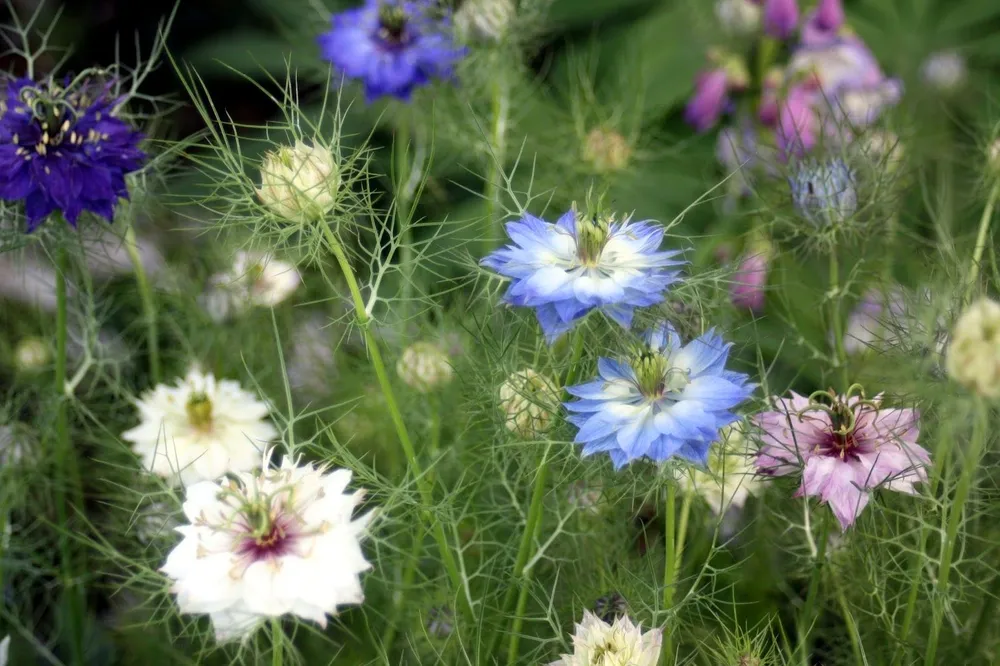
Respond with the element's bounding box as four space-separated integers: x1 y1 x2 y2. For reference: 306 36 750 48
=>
754 390 930 530
763 0 799 39
801 0 844 45
685 69 730 133
731 252 768 312
777 85 819 158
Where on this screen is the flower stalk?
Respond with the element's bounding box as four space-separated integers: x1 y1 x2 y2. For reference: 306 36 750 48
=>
963 180 999 305
124 220 160 383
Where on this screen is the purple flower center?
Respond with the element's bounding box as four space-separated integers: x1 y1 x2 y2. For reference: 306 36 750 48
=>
235 512 299 562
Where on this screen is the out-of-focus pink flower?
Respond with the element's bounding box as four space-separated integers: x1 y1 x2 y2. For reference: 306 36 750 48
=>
763 0 799 39
754 390 929 530
843 288 906 355
731 252 769 312
801 0 844 44
685 69 730 133
777 85 819 158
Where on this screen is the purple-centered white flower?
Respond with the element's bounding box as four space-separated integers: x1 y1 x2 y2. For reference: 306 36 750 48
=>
754 389 929 530
565 324 754 469
481 211 685 343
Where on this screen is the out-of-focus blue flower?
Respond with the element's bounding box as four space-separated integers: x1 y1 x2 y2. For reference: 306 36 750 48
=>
0 76 145 231
789 158 857 226
318 0 467 102
564 324 754 469
481 211 685 343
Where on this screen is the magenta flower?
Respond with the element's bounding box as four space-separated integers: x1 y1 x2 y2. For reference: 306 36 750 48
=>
801 0 844 45
685 69 730 133
754 389 929 530
777 85 819 158
763 0 799 39
730 252 768 312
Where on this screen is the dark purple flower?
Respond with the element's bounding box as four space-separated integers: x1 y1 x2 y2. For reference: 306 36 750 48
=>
685 69 730 133
763 0 799 39
318 0 467 103
0 76 145 231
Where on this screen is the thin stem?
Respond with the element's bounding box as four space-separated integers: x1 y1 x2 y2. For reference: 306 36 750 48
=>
53 247 86 666
124 221 160 383
828 250 848 391
485 72 509 251
271 619 283 666
320 224 469 617
967 570 1000 661
797 513 830 664
891 521 929 666
834 580 864 665
394 123 416 317
925 399 988 666
882 212 898 286
661 483 677 663
505 499 546 666
963 180 1000 304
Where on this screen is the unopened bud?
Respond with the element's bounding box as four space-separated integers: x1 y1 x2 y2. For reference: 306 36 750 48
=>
946 297 1000 398
715 0 761 36
15 337 50 371
258 141 341 222
582 127 631 173
397 342 454 392
498 368 560 438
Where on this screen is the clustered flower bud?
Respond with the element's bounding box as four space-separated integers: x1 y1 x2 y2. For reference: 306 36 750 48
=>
582 127 632 173
946 297 1000 398
498 368 560 438
396 342 454 392
258 140 341 222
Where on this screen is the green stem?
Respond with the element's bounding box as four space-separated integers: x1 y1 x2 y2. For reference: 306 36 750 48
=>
797 513 830 664
53 248 86 666
834 580 863 664
271 619 283 666
124 222 160 383
505 501 546 666
925 399 988 666
963 180 1000 304
320 224 469 617
485 73 509 252
662 483 677 663
394 124 415 317
891 522 929 666
828 250 848 391
882 212 898 286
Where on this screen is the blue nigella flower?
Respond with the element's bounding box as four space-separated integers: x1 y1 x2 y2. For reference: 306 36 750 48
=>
481 210 685 343
0 76 146 231
789 158 857 227
564 323 754 469
318 0 467 103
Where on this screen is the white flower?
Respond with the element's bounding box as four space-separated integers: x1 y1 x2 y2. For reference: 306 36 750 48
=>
455 0 514 43
258 140 341 222
946 297 1000 397
14 337 49 372
0 635 8 666
715 0 760 36
161 452 374 642
678 425 763 515
396 342 454 392
134 499 182 545
287 314 337 397
122 367 277 486
498 368 560 439
920 51 966 93
229 251 301 308
550 610 662 666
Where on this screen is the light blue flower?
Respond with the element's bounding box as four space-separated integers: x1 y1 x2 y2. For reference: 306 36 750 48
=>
789 158 857 226
481 210 685 343
564 324 754 469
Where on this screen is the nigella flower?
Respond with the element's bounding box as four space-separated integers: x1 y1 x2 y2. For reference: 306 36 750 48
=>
0 75 145 231
161 451 374 642
318 0 467 102
730 250 770 312
481 210 685 343
565 324 754 469
549 611 661 666
754 388 930 530
685 69 730 133
762 0 799 39
789 158 857 226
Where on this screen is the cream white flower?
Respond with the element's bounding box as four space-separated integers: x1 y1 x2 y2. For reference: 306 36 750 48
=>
455 0 514 43
122 367 277 486
920 51 966 93
550 610 662 666
715 0 760 36
161 452 373 642
258 140 341 222
946 297 1000 397
229 251 302 309
678 425 763 515
582 127 632 173
498 368 560 439
396 342 454 392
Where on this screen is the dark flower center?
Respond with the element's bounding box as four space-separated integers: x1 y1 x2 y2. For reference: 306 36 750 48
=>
377 5 411 48
576 214 611 265
186 393 214 432
632 350 688 399
10 82 108 161
236 508 298 562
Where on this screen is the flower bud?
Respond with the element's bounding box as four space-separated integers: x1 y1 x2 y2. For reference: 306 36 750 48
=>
685 69 730 133
582 127 631 173
789 158 857 227
946 297 1000 398
715 0 761 36
920 51 966 93
14 337 50 371
498 368 559 438
455 0 514 43
396 342 454 392
258 141 340 222
862 130 904 173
